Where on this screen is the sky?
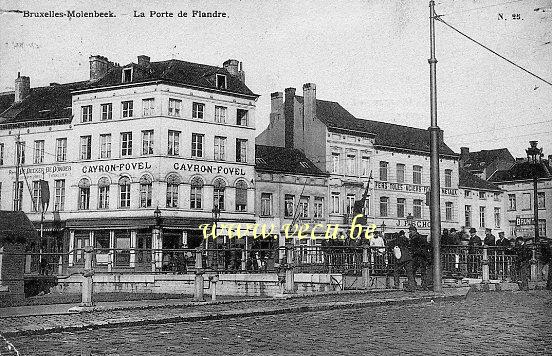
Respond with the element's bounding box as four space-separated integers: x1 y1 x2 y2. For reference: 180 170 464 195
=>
1 0 551 158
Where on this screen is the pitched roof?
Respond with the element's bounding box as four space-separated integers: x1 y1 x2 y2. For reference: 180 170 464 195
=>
255 144 328 176
463 148 515 172
81 60 257 97
295 96 457 156
459 168 502 192
489 160 552 183
0 81 89 126
0 211 38 245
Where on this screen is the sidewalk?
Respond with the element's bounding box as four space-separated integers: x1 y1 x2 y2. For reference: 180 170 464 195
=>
0 287 470 337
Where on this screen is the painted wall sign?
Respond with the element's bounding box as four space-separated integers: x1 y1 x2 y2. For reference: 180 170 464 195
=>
8 165 72 175
173 162 247 176
375 181 429 193
82 161 152 173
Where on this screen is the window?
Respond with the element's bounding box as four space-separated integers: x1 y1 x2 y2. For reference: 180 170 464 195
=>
465 190 471 198
139 175 152 208
122 68 132 83
538 192 545 209
237 109 248 126
314 197 324 219
445 202 453 221
332 153 340 174
465 205 472 227
33 140 44 164
538 219 547 238
55 138 67 162
494 207 501 228
379 197 389 217
121 132 133 156
479 192 486 200
31 181 41 212
122 101 133 118
396 164 405 183
346 194 355 216
213 178 226 211
168 130 180 156
78 178 91 210
236 139 247 163
168 98 181 117
361 156 370 176
413 199 423 219
190 177 203 209
142 130 154 155
166 174 180 208
192 102 204 119
119 176 131 208
80 136 91 160
397 198 406 218
216 74 227 89
413 165 422 185
12 182 23 210
215 106 227 123
521 193 531 210
16 141 25 165
101 103 112 120
81 105 92 122
508 194 516 210
98 177 110 209
214 136 226 161
142 98 155 116
235 180 248 211
260 193 273 216
346 155 356 175
54 179 65 211
284 194 295 217
191 133 204 158
479 206 486 228
331 193 340 214
444 169 452 188
0 143 4 165
99 134 112 159
299 196 309 218
379 161 388 181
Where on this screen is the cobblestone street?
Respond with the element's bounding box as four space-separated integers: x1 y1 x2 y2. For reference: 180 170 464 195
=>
6 291 552 355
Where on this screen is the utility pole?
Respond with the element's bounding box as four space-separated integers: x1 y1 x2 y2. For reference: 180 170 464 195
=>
14 132 21 211
429 0 442 292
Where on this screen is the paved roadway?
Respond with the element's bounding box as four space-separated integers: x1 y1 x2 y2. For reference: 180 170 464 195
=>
8 291 552 355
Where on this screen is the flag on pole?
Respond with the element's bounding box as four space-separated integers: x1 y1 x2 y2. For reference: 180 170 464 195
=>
40 179 50 212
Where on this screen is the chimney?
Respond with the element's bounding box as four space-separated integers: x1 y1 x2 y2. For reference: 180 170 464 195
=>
237 62 245 83
14 73 30 103
271 92 283 114
284 87 296 149
223 59 239 77
89 55 111 82
459 147 469 167
137 55 150 67
302 83 316 122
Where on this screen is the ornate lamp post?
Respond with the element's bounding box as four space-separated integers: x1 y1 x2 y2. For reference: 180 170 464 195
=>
526 141 543 246
152 206 163 272
380 222 386 235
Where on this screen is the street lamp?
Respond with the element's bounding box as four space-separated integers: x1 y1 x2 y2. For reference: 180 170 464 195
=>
526 141 543 246
380 222 386 234
153 206 163 271
154 206 163 227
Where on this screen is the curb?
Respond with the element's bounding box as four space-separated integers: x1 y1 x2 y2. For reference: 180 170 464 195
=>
1 289 469 337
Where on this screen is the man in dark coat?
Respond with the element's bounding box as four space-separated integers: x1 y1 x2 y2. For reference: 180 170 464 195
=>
483 228 496 246
468 228 482 277
410 226 432 290
514 237 532 290
391 230 415 292
496 232 511 247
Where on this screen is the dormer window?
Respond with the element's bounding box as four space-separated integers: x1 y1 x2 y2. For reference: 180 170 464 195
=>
122 68 133 83
216 74 227 89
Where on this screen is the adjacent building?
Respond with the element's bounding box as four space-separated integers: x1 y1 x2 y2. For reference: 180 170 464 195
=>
460 147 515 180
257 83 460 239
0 55 259 271
489 152 552 240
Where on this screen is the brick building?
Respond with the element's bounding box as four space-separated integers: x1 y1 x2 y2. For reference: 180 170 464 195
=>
0 55 259 271
257 83 460 239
